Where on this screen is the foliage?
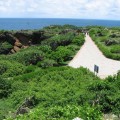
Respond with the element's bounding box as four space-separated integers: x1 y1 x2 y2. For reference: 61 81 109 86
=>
37 59 57 68
41 32 75 50
0 42 13 54
7 105 102 120
0 25 120 120
0 77 12 99
45 105 102 120
50 46 73 64
89 27 120 60
9 49 45 65
0 60 25 77
72 34 85 46
1 66 120 120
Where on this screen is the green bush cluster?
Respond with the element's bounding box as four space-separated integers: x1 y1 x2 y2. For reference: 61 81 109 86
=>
0 60 25 77
37 59 57 68
0 25 120 120
50 46 73 64
7 105 102 120
72 34 84 46
3 67 120 120
89 27 120 60
11 49 45 65
0 77 12 99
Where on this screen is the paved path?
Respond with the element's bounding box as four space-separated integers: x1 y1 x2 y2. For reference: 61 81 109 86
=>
69 34 120 79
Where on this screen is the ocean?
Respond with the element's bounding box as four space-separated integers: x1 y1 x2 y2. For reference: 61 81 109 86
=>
0 18 120 30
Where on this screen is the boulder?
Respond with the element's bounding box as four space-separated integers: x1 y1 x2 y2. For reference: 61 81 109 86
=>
73 117 83 120
22 46 28 49
14 40 22 47
14 46 20 52
11 49 16 54
14 31 32 45
16 96 37 115
16 107 29 115
105 39 118 46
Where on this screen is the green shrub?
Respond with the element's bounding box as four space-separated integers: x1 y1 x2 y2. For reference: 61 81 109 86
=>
0 42 13 54
72 34 85 46
89 27 120 60
24 65 37 73
37 59 57 68
11 49 45 65
0 64 8 75
2 66 120 119
0 77 12 98
0 60 25 77
36 45 52 54
50 46 73 64
5 105 102 120
41 32 75 50
46 105 102 120
66 45 80 52
1 25 120 120
110 45 120 54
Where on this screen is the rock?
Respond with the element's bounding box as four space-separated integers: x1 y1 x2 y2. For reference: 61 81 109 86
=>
16 96 37 115
0 32 16 44
103 114 119 120
32 30 45 44
14 46 20 52
11 49 16 54
22 46 28 49
14 40 22 47
16 107 29 115
14 31 32 45
73 117 83 120
105 39 118 46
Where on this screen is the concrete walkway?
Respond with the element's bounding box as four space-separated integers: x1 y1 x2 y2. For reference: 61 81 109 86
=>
69 34 120 79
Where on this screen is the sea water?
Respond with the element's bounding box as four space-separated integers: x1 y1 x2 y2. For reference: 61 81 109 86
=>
0 18 120 30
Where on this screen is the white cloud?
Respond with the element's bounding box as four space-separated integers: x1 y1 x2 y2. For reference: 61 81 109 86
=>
0 0 120 19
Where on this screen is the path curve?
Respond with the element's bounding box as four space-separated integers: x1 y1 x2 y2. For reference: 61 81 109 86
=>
68 34 120 79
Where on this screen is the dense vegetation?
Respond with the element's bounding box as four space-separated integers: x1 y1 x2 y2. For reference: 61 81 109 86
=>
89 26 120 60
0 25 120 120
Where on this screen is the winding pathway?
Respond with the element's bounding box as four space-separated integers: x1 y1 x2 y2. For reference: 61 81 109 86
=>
69 34 120 79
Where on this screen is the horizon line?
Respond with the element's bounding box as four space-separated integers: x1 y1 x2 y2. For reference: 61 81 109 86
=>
0 17 120 21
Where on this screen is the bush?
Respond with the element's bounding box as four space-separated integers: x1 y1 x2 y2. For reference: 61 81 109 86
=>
66 45 80 52
0 64 8 75
72 34 85 46
105 39 118 46
37 59 57 68
110 45 120 54
32 30 45 44
51 46 73 64
0 60 25 77
36 45 52 54
1 25 120 120
0 42 13 54
41 32 75 50
24 65 37 73
11 49 45 65
0 77 12 98
46 105 102 120
5 105 102 120
89 27 120 60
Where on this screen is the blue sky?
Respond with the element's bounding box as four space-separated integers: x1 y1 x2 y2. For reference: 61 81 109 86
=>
0 0 120 20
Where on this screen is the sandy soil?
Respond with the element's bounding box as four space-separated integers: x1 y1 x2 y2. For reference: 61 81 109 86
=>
68 34 120 79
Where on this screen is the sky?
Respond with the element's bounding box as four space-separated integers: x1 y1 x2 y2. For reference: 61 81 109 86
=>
0 0 120 20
